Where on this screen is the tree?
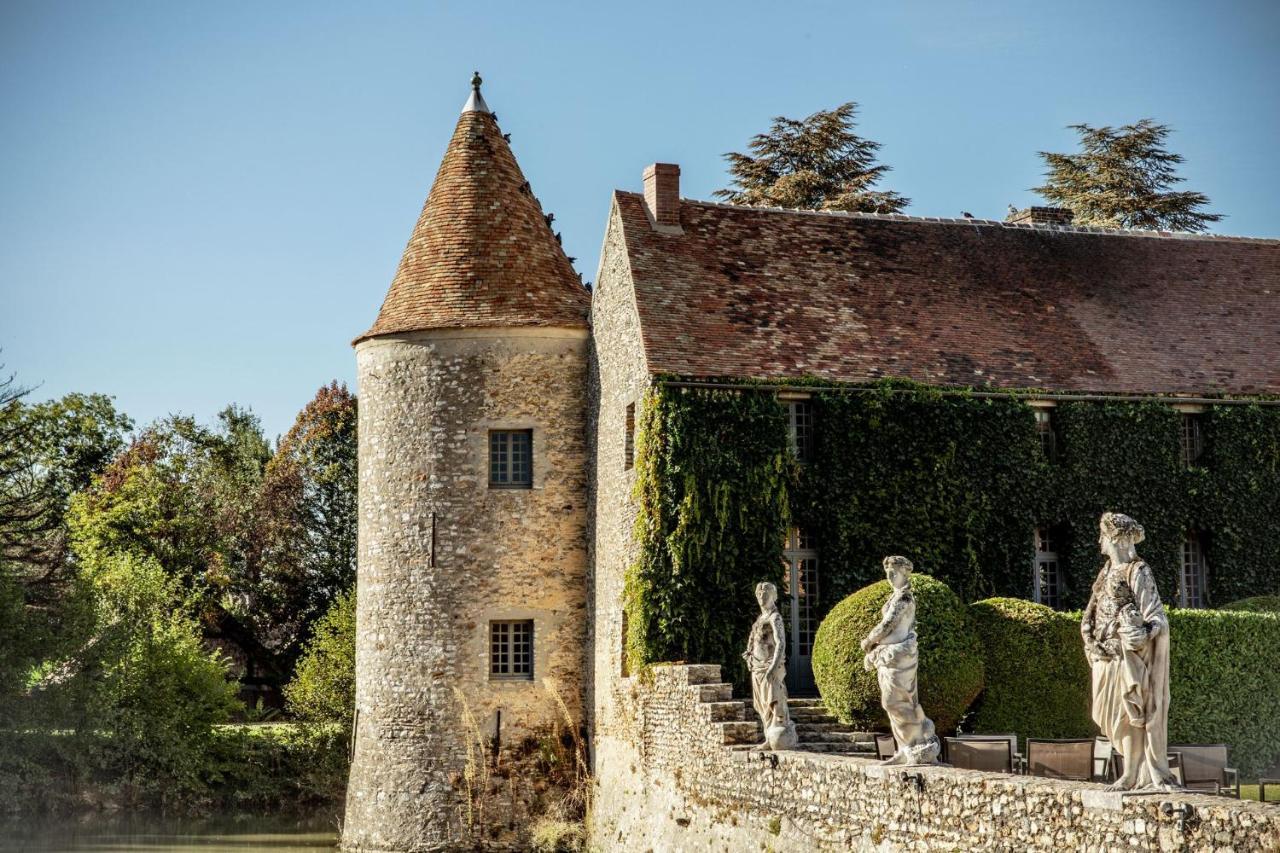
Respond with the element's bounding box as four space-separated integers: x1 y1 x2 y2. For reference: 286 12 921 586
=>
284 587 355 723
715 102 909 214
256 382 357 657
1035 120 1222 232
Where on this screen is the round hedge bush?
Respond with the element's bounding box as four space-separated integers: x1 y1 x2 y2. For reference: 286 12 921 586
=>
1220 595 1280 614
967 598 1092 743
812 574 983 734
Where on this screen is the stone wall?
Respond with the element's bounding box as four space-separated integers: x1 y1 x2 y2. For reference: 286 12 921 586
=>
587 200 653 749
344 327 589 852
591 663 1280 852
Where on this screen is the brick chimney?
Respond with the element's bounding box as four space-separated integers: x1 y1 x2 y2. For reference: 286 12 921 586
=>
643 163 682 231
1006 206 1074 226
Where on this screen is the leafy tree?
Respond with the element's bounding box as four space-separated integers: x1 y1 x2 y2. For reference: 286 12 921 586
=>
1035 119 1222 232
257 382 357 655
715 102 908 214
284 587 355 723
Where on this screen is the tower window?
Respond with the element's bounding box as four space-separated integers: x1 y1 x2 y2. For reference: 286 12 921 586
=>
1179 532 1208 609
624 403 635 471
1033 526 1061 609
490 620 534 679
1034 409 1056 460
786 399 814 463
489 430 532 488
1180 413 1204 468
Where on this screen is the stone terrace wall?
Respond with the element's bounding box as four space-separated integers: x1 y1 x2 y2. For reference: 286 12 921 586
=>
591 664 1280 852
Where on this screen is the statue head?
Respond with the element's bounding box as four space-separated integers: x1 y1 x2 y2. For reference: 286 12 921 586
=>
755 581 778 611
883 555 913 590
1099 512 1144 563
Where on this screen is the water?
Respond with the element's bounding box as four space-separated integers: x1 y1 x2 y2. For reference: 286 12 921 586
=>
0 813 337 852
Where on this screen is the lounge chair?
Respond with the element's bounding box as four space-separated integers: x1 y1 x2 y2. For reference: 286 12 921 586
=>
1026 738 1093 781
1169 744 1239 797
945 737 1012 773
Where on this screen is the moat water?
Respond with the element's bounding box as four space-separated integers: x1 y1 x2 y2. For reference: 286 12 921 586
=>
0 812 338 851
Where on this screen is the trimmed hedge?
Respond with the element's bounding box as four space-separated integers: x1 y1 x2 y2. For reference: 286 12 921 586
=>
1168 609 1280 779
1221 595 1280 614
812 574 983 734
967 598 1092 745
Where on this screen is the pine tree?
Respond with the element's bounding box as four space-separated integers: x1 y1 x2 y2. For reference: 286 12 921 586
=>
1036 120 1222 232
716 102 908 214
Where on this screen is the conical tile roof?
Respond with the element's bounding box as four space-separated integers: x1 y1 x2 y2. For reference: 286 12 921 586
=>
356 81 589 342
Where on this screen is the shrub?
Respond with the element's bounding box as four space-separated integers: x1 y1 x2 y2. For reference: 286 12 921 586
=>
285 588 356 723
1220 595 1280 614
812 574 983 734
967 598 1092 745
1168 608 1280 779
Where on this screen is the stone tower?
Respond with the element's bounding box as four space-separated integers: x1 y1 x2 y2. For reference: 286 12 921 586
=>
343 75 590 852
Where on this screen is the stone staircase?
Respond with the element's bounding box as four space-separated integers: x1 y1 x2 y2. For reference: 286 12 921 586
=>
682 666 873 756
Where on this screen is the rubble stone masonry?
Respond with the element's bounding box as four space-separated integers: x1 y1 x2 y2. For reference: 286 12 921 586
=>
344 327 588 852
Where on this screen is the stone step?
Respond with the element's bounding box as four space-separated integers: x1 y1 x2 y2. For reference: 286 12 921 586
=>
704 701 747 722
684 664 723 685
789 709 837 722
799 742 875 755
795 722 863 734
693 682 734 703
797 730 870 745
787 698 826 709
719 721 761 745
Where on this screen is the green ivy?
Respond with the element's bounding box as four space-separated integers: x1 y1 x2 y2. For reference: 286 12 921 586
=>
625 379 1280 689
625 387 793 686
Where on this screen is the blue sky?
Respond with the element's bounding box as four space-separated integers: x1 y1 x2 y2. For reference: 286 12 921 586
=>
2 1 1277 439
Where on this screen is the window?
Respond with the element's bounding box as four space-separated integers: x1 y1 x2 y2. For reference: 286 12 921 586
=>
1180 414 1204 468
786 399 814 463
1034 408 1056 460
489 430 532 488
624 403 635 471
1033 527 1061 609
1179 533 1208 609
781 527 819 656
490 620 533 679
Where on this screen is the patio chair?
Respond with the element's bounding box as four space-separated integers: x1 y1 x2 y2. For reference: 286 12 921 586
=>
874 733 896 761
951 733 1025 774
1169 744 1239 797
945 737 1012 773
1026 739 1094 781
1093 737 1114 782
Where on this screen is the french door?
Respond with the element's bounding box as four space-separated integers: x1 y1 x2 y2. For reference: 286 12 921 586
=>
781 528 819 695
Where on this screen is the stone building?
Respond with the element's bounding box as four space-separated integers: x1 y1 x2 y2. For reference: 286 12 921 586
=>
343 77 1280 850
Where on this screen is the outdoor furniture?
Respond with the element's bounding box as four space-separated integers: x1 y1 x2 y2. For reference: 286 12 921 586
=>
945 737 1013 773
1169 744 1239 797
1026 739 1094 781
874 733 896 761
1093 737 1114 782
951 733 1025 774
1262 778 1279 803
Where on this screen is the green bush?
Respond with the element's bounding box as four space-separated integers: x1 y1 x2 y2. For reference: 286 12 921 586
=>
285 588 356 723
812 574 983 734
1220 595 1280 614
967 598 1092 745
1168 608 1280 779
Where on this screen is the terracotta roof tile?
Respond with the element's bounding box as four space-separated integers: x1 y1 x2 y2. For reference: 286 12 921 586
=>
615 192 1280 395
356 109 588 342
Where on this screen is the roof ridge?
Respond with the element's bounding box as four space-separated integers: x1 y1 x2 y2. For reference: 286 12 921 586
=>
625 192 1279 245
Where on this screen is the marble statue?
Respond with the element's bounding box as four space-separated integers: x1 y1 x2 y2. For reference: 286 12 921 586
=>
860 556 940 766
743 581 798 751
1081 512 1180 792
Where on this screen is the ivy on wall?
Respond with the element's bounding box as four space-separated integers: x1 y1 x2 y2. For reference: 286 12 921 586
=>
625 387 792 686
625 379 1280 686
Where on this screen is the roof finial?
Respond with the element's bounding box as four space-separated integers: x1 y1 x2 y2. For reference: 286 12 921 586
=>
462 70 490 115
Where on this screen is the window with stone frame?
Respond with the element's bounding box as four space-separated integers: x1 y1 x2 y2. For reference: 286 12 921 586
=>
490 620 534 679
785 399 815 463
1180 413 1205 468
1179 532 1209 609
489 429 533 489
624 403 635 471
1033 408 1057 460
1032 526 1061 609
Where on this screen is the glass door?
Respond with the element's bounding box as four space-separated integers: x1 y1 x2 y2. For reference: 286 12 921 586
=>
781 528 819 695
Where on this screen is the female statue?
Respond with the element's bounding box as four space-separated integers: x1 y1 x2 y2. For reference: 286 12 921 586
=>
1081 512 1179 792
743 581 797 751
860 556 940 765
